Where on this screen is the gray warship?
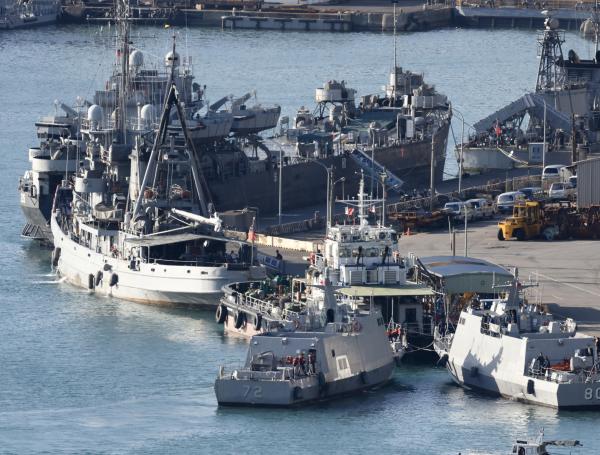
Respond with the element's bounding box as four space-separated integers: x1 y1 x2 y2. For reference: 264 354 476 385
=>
435 279 600 409
279 70 451 191
276 4 451 191
0 0 60 29
214 276 396 406
459 15 600 175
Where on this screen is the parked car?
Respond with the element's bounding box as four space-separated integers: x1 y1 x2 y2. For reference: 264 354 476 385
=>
542 165 566 184
548 182 575 201
466 198 495 219
443 201 474 222
495 191 526 214
518 187 544 201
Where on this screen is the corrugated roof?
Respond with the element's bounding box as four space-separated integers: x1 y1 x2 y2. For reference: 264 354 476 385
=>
419 256 512 279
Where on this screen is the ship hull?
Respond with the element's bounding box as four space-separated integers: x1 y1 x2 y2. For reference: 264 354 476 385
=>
21 122 450 245
373 119 450 189
215 361 395 407
51 216 263 308
0 12 58 29
458 146 573 174
446 360 600 409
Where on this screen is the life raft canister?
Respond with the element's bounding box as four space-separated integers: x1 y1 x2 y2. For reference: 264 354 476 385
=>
215 304 228 324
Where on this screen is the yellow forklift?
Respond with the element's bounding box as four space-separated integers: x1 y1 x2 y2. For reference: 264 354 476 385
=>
497 201 558 241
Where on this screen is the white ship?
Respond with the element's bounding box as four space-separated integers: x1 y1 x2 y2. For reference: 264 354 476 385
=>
51 3 265 307
435 281 600 409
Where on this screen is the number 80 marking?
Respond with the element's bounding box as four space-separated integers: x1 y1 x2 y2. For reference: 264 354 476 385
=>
584 388 600 400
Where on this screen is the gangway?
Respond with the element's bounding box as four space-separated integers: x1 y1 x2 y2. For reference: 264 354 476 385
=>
349 147 404 193
473 92 571 134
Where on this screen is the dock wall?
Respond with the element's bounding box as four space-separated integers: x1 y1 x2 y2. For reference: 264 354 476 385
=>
63 2 596 33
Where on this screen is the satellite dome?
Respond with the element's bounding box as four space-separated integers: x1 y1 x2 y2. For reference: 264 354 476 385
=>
140 104 155 122
165 51 180 67
129 50 144 68
87 104 103 123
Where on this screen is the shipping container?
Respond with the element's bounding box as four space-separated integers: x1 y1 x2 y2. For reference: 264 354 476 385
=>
577 157 600 209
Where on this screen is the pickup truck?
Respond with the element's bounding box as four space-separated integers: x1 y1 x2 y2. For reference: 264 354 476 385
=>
466 198 495 219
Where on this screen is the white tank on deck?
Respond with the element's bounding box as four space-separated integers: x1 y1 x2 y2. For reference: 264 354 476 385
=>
165 51 180 67
87 104 104 125
129 50 144 69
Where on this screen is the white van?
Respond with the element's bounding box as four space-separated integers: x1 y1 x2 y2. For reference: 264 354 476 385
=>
496 191 526 214
542 165 566 183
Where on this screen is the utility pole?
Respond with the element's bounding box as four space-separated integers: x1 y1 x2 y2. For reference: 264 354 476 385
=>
430 134 435 210
542 101 547 170
464 205 468 257
459 114 464 193
278 147 283 225
571 114 577 164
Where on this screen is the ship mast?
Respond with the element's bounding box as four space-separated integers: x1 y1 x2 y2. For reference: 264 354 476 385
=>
116 0 130 143
392 0 398 107
535 14 565 92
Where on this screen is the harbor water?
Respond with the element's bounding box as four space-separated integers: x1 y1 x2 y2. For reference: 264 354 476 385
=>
1 24 600 453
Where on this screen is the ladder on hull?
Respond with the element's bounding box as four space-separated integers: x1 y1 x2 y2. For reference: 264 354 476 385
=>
349 148 404 193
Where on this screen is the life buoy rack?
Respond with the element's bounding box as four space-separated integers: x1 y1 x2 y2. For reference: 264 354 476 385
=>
234 311 246 329
215 304 228 324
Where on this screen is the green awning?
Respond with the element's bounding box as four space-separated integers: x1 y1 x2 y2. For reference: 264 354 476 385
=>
338 284 434 298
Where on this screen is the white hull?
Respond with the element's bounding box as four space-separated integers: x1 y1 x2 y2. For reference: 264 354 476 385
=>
444 310 600 409
51 216 262 308
446 359 600 409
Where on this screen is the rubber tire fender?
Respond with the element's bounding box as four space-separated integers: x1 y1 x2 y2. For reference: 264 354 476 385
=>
52 248 61 267
88 273 95 290
234 311 246 329
292 386 302 401
109 273 118 287
360 371 368 385
254 313 262 331
95 271 103 286
215 304 228 324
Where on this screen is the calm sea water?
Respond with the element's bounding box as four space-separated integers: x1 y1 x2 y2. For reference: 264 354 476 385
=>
1 24 599 454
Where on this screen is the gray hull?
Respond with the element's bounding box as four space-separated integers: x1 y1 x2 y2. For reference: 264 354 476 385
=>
20 191 53 243
447 361 600 410
215 361 395 407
